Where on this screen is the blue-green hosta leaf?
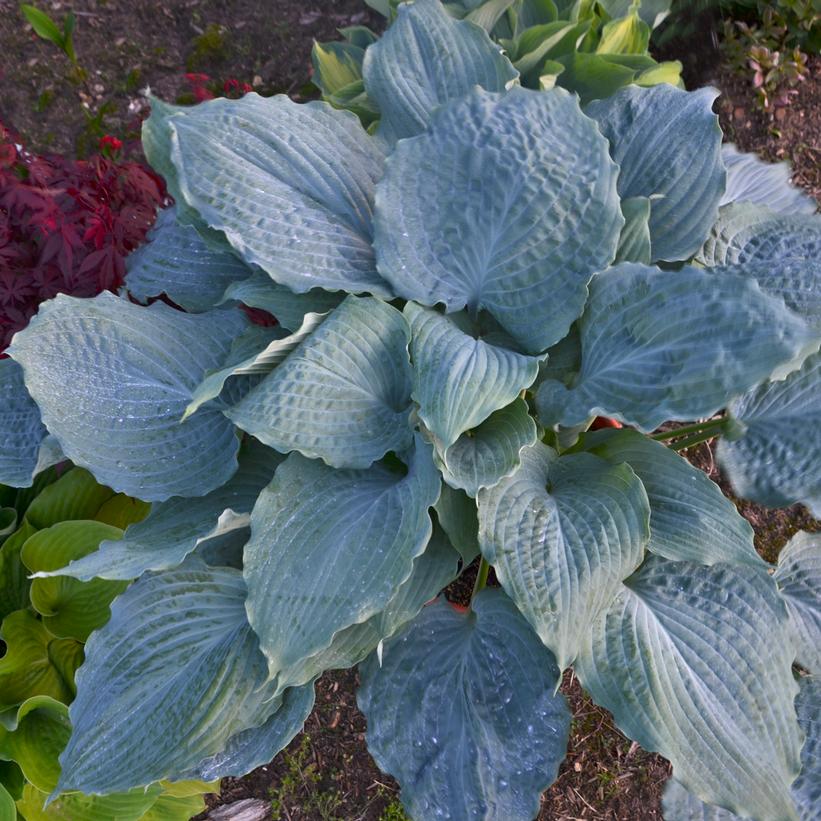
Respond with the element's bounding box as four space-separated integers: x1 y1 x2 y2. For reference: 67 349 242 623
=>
774 532 821 674
8 293 248 502
22 521 128 641
662 778 746 821
586 84 724 262
170 93 390 296
125 207 253 313
575 556 801 821
794 676 820 820
720 144 817 216
434 484 480 565
615 196 652 264
375 86 623 354
698 203 821 267
358 590 571 821
55 563 278 795
718 350 821 516
244 436 440 679
405 303 541 450
180 682 315 781
184 313 325 420
273 524 460 694
580 429 761 567
0 359 46 488
435 399 538 496
227 296 412 469
362 0 518 144
478 442 649 668
220 270 343 332
42 439 281 581
535 263 813 431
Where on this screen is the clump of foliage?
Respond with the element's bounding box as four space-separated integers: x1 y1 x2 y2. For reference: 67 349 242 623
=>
722 0 819 114
0 124 167 354
19 4 81 78
0 466 216 819
313 0 683 119
1 1 820 819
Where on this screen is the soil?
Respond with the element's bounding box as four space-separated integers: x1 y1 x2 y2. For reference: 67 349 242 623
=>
1 2 818 819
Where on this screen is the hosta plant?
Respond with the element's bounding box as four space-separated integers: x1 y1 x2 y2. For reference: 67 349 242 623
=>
0 467 215 820
2 2 821 818
313 0 683 125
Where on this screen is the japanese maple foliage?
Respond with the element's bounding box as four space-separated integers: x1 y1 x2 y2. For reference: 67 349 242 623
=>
0 123 167 354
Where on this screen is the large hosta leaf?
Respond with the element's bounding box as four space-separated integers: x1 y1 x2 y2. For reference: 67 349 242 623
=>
405 304 541 450
477 442 649 668
244 436 440 679
43 439 281 581
8 293 248 502
774 532 821 674
220 271 343 332
181 682 315 781
0 522 36 623
125 207 253 312
698 203 821 267
0 611 82 709
580 429 760 567
575 556 801 820
227 296 413 469
662 778 747 820
273 524 461 694
718 350 821 516
0 359 46 488
586 84 724 262
434 484 480 565
17 782 162 821
720 144 817 216
374 86 622 354
535 263 812 431
362 0 518 144
435 399 538 497
21 521 128 641
55 563 277 794
358 590 571 821
170 93 390 296
793 676 820 820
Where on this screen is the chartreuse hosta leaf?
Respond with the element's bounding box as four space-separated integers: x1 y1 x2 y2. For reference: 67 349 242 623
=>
0 611 82 710
41 439 281 582
576 556 801 821
125 206 254 313
55 562 283 795
23 468 115 530
227 296 413 469
579 429 761 567
17 782 162 821
478 442 650 668
718 350 821 516
698 203 821 267
0 784 12 821
362 0 518 144
358 590 571 821
597 0 672 28
774 532 821 674
720 144 818 216
586 84 725 262
0 696 70 792
405 303 541 450
435 399 538 496
0 359 46 488
169 93 390 296
220 270 343 333
8 293 249 502
536 263 813 431
244 436 440 679
375 86 622 354
273 524 460 695
0 522 36 622
21 521 128 641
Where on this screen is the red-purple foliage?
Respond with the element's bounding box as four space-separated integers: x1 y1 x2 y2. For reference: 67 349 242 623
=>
0 123 167 355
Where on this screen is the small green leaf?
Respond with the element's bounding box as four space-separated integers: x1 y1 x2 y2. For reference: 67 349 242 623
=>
20 5 64 47
358 590 571 821
596 8 650 54
0 521 36 622
0 783 13 821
